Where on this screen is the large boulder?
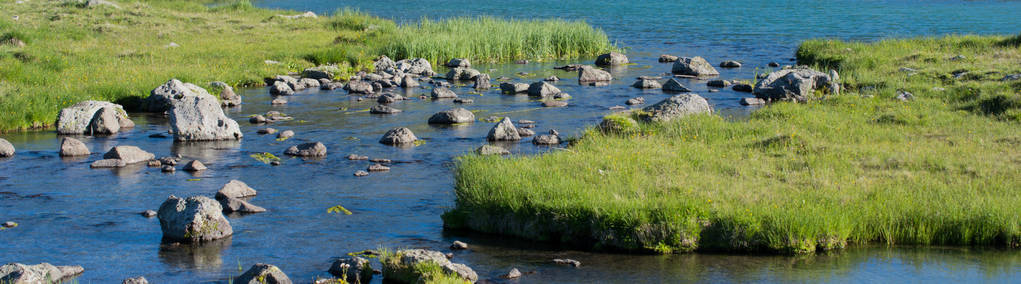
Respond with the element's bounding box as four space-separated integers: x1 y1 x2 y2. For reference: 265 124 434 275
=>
235 264 291 284
144 79 211 112
595 52 628 66
0 138 14 157
0 263 84 284
103 146 154 164
671 56 720 77
662 78 691 92
379 128 418 146
753 67 834 102
169 93 243 141
639 94 712 122
487 117 521 141
431 87 458 99
428 108 475 124
328 257 373 284
382 249 477 284
157 195 233 243
500 82 529 94
578 65 612 83
284 142 327 157
445 67 481 81
59 137 90 157
527 82 561 97
56 100 133 135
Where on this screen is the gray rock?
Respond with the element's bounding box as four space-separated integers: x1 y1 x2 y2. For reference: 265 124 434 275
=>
503 268 523 279
732 84 753 92
86 106 122 135
400 75 420 88
476 145 510 155
216 180 257 200
374 56 397 73
56 100 132 135
429 108 476 124
394 58 435 76
212 82 241 107
90 159 127 168
446 58 471 68
768 62 781 67
346 154 369 160
302 65 339 80
169 93 243 141
346 80 374 94
896 90 914 102
183 160 206 172
595 52 629 66
451 240 468 250
487 118 521 141
517 127 535 137
431 87 458 99
235 263 291 284
640 94 712 122
626 97 646 105
500 82 529 94
671 56 720 77
157 195 232 243
829 69 841 95
544 75 560 82
141 210 157 218
553 259 581 267
86 0 120 9
382 249 477 284
707 79 731 87
0 139 13 158
161 165 176 172
377 93 405 104
354 170 369 177
578 65 612 82
753 68 833 102
453 98 474 104
532 129 561 145
662 78 691 92
719 60 742 68
218 197 266 214
59 137 90 157
1002 74 1021 81
474 73 491 90
379 128 418 146
528 82 561 97
322 82 345 90
740 97 766 105
285 142 327 157
632 79 661 89
277 130 294 140
542 100 568 108
122 276 148 284
0 263 84 284
257 128 277 135
367 163 390 172
370 105 402 114
329 257 373 284
103 146 154 164
659 54 679 62
144 79 211 112
445 67 481 81
298 78 320 89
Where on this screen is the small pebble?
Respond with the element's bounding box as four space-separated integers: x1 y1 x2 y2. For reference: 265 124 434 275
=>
147 160 162 167
445 253 454 259
270 161 281 166
553 258 581 267
369 158 391 164
141 210 157 218
258 128 278 135
451 241 468 250
367 164 390 172
346 154 368 160
278 130 295 139
354 170 369 177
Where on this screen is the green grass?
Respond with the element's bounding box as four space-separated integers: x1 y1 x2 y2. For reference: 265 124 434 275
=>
0 0 614 132
378 248 470 284
444 34 1021 255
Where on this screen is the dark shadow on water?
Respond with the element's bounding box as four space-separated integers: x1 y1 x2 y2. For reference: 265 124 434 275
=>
158 237 232 271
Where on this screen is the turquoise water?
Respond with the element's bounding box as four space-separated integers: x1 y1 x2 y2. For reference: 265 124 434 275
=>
1 1 1019 283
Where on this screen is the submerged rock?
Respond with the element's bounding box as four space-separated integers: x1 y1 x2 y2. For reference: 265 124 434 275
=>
626 97 646 105
595 52 629 66
379 128 418 146
659 54 679 62
553 259 581 267
218 197 267 214
329 257 373 284
284 142 327 157
707 79 731 88
370 105 402 114
428 108 475 124
732 84 753 92
740 97 766 105
216 180 257 200
0 263 84 284
235 263 292 284
56 100 133 135
487 118 521 141
382 249 477 284
542 100 568 108
640 94 712 122
719 60 742 68
671 56 719 77
122 276 149 284
182 160 206 172
157 195 232 243
277 130 294 140
90 159 127 168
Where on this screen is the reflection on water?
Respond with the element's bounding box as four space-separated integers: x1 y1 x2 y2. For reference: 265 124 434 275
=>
158 237 232 271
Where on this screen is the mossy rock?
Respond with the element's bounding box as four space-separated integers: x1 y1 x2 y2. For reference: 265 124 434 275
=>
598 114 640 135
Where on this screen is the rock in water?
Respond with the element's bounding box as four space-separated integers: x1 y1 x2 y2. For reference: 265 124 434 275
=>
752 67 833 102
157 195 232 243
533 129 562 145
632 78 661 89
499 82 529 94
451 241 469 250
90 159 127 168
103 146 155 164
428 108 475 124
182 160 206 172
379 128 418 146
345 80 374 94
578 65 612 83
640 94 712 122
144 79 212 112
662 78 691 92
732 84 753 92
214 82 241 107
0 263 84 283
218 197 267 214
445 67 481 81
59 137 90 157
329 257 373 284
659 54 679 62
487 117 521 141
0 138 14 157
719 60 742 68
284 142 327 157
595 52 629 66
370 105 402 114
446 58 471 68
56 100 133 135
169 91 243 141
122 276 149 284
431 87 458 99
216 180 257 200
476 145 510 155
671 56 720 77
235 263 292 284
382 249 477 284
707 79 731 88
527 82 561 97
270 81 294 96
474 73 491 90
740 98 766 105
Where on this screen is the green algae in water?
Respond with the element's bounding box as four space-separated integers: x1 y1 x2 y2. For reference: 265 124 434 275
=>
251 152 281 164
328 205 353 215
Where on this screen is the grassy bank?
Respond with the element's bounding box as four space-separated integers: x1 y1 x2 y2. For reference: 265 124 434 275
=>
444 34 1021 254
0 1 614 132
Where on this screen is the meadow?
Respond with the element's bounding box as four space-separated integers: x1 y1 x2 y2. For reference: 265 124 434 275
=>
0 0 614 132
445 34 1021 254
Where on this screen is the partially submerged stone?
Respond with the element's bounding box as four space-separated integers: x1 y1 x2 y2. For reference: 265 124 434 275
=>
532 129 562 145
671 56 719 77
216 180 257 200
0 138 12 157
284 142 327 157
662 78 691 92
383 249 478 284
103 146 155 164
58 137 90 157
122 276 149 284
144 79 211 112
379 128 418 146
169 90 243 141
578 65 612 83
430 87 458 99
595 52 629 66
487 118 521 141
527 81 561 97
428 108 475 124
235 263 292 284
499 82 529 94
56 100 133 135
329 257 373 284
632 78 661 89
157 195 233 243
0 263 84 284
182 160 206 172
